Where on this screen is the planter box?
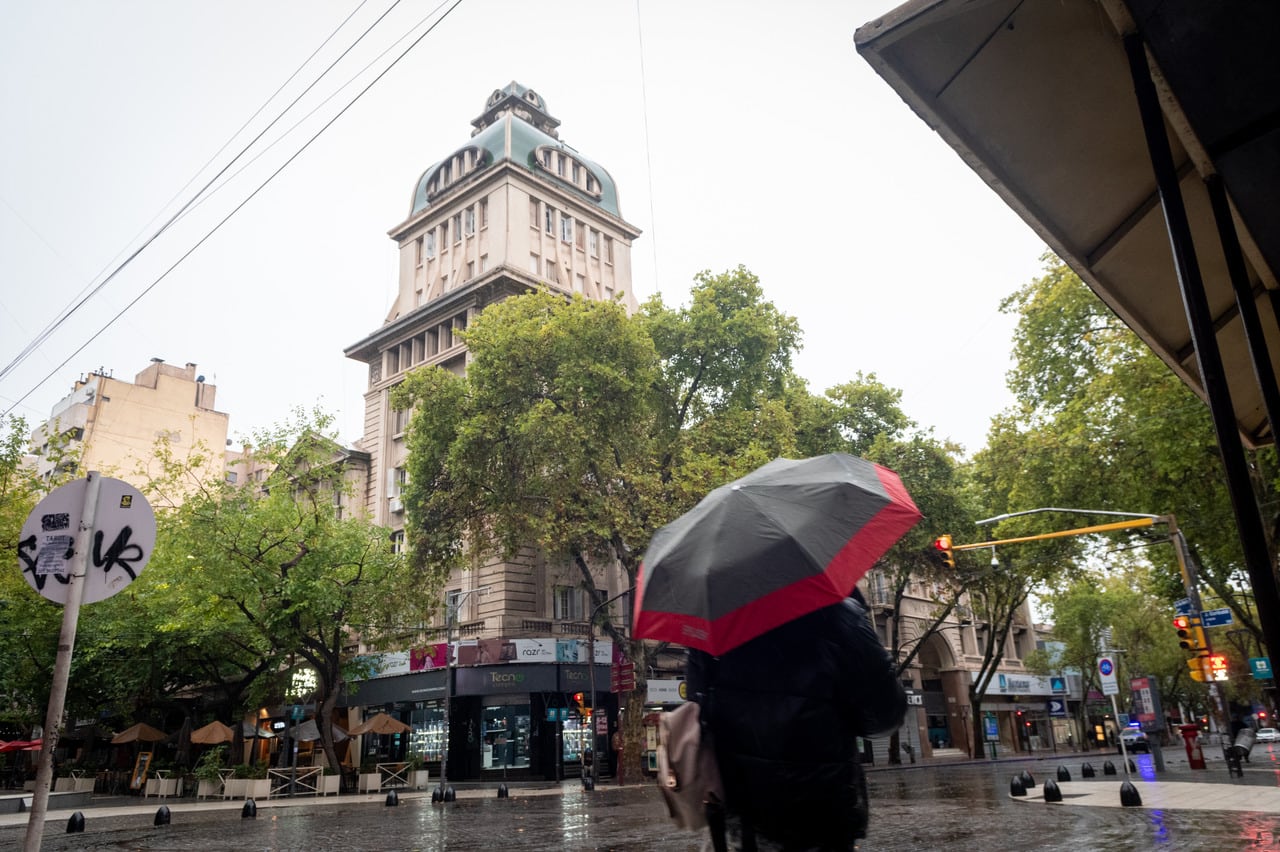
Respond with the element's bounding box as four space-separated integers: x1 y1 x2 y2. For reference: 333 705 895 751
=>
196 778 223 799
144 777 179 797
409 769 429 790
358 772 381 793
54 777 95 793
244 778 271 800
223 778 245 800
319 774 341 796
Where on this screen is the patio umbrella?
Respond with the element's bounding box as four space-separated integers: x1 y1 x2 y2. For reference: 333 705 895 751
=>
287 719 349 742
633 452 922 656
241 721 276 740
110 723 169 744
190 721 236 745
0 739 39 752
348 713 411 736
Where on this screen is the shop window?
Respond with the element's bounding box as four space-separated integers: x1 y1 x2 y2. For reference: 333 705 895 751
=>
483 705 531 769
408 702 444 761
563 713 592 765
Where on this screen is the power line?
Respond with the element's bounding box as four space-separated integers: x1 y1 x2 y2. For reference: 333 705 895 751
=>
3 0 465 417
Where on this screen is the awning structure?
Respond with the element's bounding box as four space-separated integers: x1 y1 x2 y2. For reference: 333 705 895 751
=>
856 0 1280 448
855 0 1280 659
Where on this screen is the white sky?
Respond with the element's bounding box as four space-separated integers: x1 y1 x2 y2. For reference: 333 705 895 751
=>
0 0 1047 455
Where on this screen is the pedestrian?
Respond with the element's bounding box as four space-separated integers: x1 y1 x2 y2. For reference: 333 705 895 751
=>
685 587 906 851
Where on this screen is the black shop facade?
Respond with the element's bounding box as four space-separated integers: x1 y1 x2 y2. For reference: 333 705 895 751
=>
341 639 616 782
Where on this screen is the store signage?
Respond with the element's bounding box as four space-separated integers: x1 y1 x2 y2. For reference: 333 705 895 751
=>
646 680 687 704
1250 657 1273 680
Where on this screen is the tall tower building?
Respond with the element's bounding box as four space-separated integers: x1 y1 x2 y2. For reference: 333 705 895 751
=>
342 85 641 781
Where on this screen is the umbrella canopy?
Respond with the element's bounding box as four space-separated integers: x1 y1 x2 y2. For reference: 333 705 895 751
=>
242 721 276 739
0 739 39 753
634 453 922 656
190 721 236 745
111 723 168 744
348 713 411 736
287 719 349 743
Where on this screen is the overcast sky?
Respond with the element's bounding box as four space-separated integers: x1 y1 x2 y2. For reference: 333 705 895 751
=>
0 0 1048 456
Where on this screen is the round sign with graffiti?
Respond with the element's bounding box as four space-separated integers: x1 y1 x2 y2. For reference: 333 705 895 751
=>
17 476 156 605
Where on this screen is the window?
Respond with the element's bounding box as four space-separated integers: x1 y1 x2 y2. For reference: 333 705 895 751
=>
556 153 566 176
415 236 424 267
545 259 559 283
479 199 488 229
480 254 488 273
225 471 238 484
464 207 475 236
574 221 585 251
483 704 531 770
554 586 584 620
529 199 539 229
425 230 436 258
575 274 585 294
467 261 475 279
530 254 540 274
390 530 406 554
603 236 614 264
452 213 462 243
571 162 580 183
544 204 555 234
589 230 598 257
560 213 573 243
441 219 449 246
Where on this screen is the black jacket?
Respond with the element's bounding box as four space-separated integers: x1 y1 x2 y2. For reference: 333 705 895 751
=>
685 598 905 849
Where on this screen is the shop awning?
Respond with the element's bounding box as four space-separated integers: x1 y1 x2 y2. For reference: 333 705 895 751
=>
855 0 1280 447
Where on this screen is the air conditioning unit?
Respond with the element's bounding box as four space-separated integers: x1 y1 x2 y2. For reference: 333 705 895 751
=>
389 497 404 514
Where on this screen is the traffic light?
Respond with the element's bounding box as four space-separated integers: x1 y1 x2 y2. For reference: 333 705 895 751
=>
1187 657 1206 682
1172 615 1208 652
932 535 956 569
1207 655 1230 682
572 692 587 715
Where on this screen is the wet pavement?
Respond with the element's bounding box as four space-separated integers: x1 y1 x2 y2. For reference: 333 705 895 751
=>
5 748 1280 850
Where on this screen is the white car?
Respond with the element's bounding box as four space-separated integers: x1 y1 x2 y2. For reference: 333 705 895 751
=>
1120 729 1149 752
1255 727 1279 743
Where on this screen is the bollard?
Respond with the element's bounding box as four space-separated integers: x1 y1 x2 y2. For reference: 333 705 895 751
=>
432 786 443 803
154 805 171 826
1042 779 1063 803
445 786 456 802
1019 770 1036 789
582 776 594 791
385 790 399 807
1120 780 1142 807
1128 758 1137 773
1056 766 1071 782
1010 775 1026 797
1103 760 1117 776
497 783 509 799
1081 762 1095 778
66 812 86 834
242 798 258 819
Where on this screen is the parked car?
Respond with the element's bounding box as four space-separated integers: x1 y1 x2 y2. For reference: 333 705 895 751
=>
1120 728 1149 752
1255 727 1279 743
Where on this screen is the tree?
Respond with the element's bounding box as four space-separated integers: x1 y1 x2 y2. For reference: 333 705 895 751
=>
145 410 424 772
395 268 806 780
997 254 1271 649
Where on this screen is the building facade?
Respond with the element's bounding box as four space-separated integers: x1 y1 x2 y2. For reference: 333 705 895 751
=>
341 83 641 781
29 359 228 496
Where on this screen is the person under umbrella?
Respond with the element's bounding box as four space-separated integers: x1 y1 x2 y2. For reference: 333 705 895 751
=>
635 453 920 851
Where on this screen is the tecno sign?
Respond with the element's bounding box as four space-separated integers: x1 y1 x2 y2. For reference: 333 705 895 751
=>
489 672 526 685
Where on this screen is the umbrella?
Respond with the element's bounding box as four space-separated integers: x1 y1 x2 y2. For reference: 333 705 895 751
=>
633 453 922 656
190 721 236 745
348 713 411 736
0 739 39 753
111 723 168 744
242 721 276 740
287 719 349 742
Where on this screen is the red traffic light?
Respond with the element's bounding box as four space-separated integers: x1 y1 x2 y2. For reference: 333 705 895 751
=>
573 692 584 702
932 535 956 569
1172 616 1190 630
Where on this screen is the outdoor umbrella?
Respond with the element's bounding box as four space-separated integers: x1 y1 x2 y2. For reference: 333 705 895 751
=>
0 739 39 752
110 723 168 744
287 719 349 742
633 452 922 656
347 713 411 736
190 721 236 745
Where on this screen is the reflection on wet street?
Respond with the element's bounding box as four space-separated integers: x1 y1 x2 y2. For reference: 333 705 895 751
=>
9 757 1280 850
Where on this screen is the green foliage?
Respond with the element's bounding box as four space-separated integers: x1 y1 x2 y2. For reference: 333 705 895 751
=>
192 748 227 780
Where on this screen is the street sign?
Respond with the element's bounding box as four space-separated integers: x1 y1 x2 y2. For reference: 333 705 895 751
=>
1200 607 1234 628
1174 597 1192 616
1250 657 1273 680
17 476 155 604
1050 676 1066 693
1098 657 1118 695
1047 698 1067 717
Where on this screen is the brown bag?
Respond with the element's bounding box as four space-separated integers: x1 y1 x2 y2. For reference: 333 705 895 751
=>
656 700 725 831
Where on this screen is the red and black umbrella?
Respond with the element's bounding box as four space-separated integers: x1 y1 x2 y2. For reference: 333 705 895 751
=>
634 453 922 656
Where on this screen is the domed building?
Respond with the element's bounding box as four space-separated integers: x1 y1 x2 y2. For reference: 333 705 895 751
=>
342 84 641 782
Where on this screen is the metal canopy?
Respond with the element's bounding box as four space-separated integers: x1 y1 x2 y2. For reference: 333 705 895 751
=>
856 0 1280 447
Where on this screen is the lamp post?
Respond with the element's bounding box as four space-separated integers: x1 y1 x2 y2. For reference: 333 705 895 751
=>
587 587 633 790
439 590 474 791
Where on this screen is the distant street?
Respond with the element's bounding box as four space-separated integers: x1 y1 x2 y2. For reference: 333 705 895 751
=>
8 755 1280 850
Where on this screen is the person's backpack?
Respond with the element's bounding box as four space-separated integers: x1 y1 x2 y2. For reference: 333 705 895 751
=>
656 699 725 831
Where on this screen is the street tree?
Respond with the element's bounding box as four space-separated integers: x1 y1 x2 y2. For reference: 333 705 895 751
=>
394 268 805 780
145 410 425 772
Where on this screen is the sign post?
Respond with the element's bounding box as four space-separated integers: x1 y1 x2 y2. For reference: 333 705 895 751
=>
19 474 154 852
1098 657 1133 784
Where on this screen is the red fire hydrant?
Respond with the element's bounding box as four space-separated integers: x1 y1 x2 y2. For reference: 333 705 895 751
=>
1179 723 1206 770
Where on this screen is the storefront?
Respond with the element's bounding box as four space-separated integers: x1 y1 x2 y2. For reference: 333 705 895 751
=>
343 639 615 782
